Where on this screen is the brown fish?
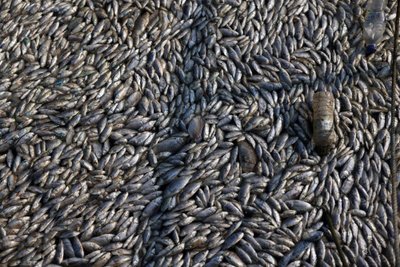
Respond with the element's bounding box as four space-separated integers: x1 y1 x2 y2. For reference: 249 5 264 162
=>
312 91 336 156
238 141 257 173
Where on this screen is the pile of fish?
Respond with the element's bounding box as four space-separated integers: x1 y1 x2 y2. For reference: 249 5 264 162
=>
0 0 399 266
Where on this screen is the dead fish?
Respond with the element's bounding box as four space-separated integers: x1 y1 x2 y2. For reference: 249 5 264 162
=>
312 91 336 156
188 116 205 143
